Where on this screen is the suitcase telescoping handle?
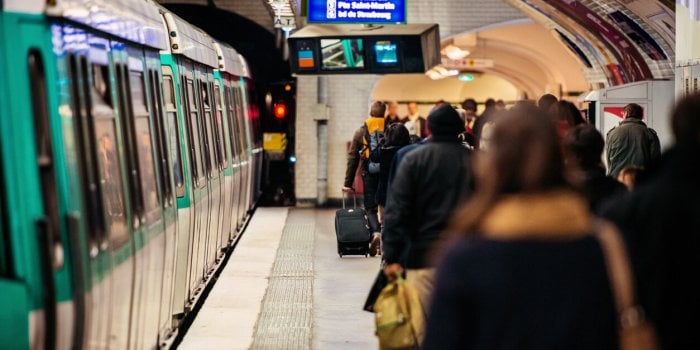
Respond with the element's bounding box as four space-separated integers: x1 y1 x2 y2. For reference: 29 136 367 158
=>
342 190 357 209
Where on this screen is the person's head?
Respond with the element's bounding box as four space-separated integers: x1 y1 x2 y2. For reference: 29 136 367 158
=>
461 98 477 115
450 104 568 232
427 104 465 139
495 99 506 110
407 101 419 115
563 124 604 170
550 100 586 126
484 98 496 110
385 122 411 147
369 100 386 118
623 103 643 119
617 165 644 191
672 93 700 147
387 101 399 116
538 93 558 112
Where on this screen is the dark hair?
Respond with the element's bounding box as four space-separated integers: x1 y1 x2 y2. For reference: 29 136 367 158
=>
563 124 604 169
369 100 386 118
449 104 568 233
623 103 643 119
385 123 410 147
672 93 700 146
538 94 558 111
461 98 477 112
550 100 586 126
485 98 496 109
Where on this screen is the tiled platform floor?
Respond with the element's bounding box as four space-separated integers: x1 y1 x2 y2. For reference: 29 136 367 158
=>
179 208 379 349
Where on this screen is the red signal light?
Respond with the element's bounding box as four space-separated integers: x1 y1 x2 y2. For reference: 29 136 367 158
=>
273 102 287 119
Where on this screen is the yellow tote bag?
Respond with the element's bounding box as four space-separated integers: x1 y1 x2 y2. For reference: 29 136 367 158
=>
373 277 425 350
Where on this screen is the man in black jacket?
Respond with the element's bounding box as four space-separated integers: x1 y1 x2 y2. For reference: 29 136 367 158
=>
602 93 700 350
382 104 472 311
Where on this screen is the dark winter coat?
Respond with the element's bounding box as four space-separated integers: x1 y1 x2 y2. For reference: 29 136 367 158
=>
578 166 627 212
605 117 661 178
382 138 472 268
601 145 700 350
423 191 617 350
375 145 403 206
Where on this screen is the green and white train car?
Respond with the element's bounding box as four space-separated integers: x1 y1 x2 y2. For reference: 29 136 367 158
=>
0 0 261 348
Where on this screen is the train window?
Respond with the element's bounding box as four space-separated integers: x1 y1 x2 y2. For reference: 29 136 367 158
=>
213 83 227 169
93 118 128 244
185 78 204 186
162 74 184 196
129 72 161 224
29 50 65 270
147 69 172 205
92 63 128 247
225 87 240 161
200 81 216 176
233 88 248 159
72 55 107 247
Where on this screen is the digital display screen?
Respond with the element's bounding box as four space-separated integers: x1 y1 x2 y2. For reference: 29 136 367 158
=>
374 40 398 65
308 0 407 24
320 38 364 70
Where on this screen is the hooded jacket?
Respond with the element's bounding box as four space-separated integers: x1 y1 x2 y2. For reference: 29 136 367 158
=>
382 138 472 268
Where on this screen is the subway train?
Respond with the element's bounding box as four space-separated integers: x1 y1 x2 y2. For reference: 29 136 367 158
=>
0 0 262 349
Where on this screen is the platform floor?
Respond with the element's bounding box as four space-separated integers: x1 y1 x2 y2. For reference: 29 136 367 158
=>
179 208 379 349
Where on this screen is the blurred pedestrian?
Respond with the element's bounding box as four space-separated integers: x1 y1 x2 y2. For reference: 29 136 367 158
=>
423 106 617 349
602 93 700 350
375 123 411 229
401 101 428 142
383 104 471 317
616 165 644 191
385 101 401 126
550 100 586 142
563 124 626 211
605 103 660 178
537 93 558 113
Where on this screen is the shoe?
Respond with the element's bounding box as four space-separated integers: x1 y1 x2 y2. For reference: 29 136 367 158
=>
369 234 381 257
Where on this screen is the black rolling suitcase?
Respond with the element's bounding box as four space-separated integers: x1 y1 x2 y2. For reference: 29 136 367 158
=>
335 191 371 258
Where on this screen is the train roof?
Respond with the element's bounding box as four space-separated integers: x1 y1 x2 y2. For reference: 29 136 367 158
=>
213 42 251 78
4 0 169 50
161 10 219 69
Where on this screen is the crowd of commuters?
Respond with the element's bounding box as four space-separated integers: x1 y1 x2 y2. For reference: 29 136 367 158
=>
344 93 696 349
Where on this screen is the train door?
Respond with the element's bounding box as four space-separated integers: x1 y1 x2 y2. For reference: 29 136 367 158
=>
0 20 78 349
215 77 234 247
126 49 174 349
238 82 254 216
56 31 126 349
232 84 249 227
198 76 221 271
212 78 231 253
149 58 180 344
223 83 242 238
162 62 193 323
179 61 207 304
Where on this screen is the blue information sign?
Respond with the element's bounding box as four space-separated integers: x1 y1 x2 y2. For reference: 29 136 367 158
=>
307 0 407 24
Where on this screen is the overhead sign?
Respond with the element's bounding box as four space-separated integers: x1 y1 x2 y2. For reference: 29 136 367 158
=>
307 0 407 24
441 57 494 69
274 16 296 29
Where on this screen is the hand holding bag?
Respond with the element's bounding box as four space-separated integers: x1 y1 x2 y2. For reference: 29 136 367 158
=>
595 221 659 350
373 276 425 350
